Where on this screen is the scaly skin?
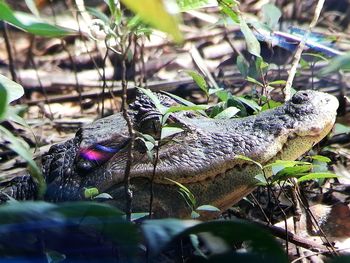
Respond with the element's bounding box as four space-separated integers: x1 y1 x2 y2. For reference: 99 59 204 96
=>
1 91 339 218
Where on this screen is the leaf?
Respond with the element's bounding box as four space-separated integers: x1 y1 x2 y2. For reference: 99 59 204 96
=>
93 193 113 200
0 2 75 37
318 52 350 76
24 0 40 17
141 218 199 256
0 85 7 120
235 96 262 112
310 155 331 163
0 126 45 197
240 18 261 57
237 54 249 77
165 177 196 209
297 173 338 183
235 155 262 169
138 87 168 114
177 0 213 11
272 165 312 182
104 0 116 15
196 205 220 212
218 0 239 23
0 74 24 103
268 80 286 86
261 4 281 29
255 173 267 185
213 106 240 119
246 76 263 87
332 123 350 135
160 126 184 140
165 104 209 114
182 70 208 96
173 220 288 262
84 187 99 199
120 0 183 42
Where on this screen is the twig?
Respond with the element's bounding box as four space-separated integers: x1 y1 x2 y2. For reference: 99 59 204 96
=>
2 22 17 82
121 35 135 222
284 0 325 100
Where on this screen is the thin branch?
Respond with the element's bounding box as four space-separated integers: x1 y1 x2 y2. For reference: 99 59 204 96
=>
284 0 325 100
121 34 135 222
2 23 17 82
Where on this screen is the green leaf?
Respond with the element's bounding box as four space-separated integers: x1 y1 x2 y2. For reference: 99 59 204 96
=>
138 87 168 114
318 52 350 76
332 123 350 135
310 155 331 163
182 70 208 96
237 54 249 77
297 172 338 182
235 155 262 169
160 126 184 140
165 177 196 209
272 165 312 182
120 0 183 42
177 0 212 11
218 0 239 23
0 2 75 37
261 4 281 29
246 76 263 87
0 85 7 120
0 126 45 196
213 106 240 119
87 7 110 24
84 187 99 199
240 18 261 57
24 0 40 17
165 104 208 114
235 96 262 112
0 74 24 103
255 173 267 185
196 205 220 212
265 160 310 175
268 80 286 86
104 0 116 15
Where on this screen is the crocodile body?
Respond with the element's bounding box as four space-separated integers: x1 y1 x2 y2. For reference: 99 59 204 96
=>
1 90 339 217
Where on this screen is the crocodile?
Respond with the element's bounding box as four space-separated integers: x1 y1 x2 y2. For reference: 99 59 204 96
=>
0 90 339 217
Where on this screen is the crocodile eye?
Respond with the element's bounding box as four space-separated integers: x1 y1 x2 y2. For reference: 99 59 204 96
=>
292 92 310 104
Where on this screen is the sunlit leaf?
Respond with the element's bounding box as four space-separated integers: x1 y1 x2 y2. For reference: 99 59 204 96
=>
240 18 261 57
332 123 350 135
261 4 281 29
177 0 214 11
213 106 240 119
196 205 220 212
120 0 183 42
310 155 331 163
0 2 75 37
297 172 338 182
0 74 24 103
161 126 184 140
165 104 209 114
182 70 208 96
84 187 100 199
24 0 40 17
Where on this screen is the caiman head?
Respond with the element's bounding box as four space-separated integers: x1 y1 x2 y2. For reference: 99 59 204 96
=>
43 90 338 217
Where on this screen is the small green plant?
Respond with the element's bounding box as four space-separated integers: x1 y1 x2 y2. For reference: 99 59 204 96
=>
0 74 45 197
